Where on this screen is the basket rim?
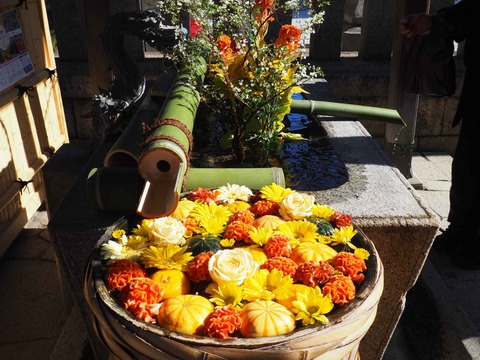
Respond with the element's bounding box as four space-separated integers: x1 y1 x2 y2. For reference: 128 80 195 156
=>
87 215 383 348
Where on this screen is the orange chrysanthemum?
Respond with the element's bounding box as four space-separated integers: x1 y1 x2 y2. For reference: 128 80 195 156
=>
275 25 301 53
264 234 292 258
188 187 217 204
119 277 163 323
224 220 254 243
330 211 353 227
251 199 279 217
294 260 335 287
204 306 242 339
187 252 214 283
322 274 356 306
105 259 147 292
261 256 297 278
229 210 255 225
330 252 367 284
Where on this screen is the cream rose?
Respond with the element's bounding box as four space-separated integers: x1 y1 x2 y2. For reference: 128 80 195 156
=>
278 192 315 220
208 248 259 285
149 216 187 246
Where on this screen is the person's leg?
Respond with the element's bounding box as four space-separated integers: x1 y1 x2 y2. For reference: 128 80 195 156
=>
446 119 480 268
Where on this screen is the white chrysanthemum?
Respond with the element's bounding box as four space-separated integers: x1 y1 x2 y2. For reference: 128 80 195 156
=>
100 240 141 263
215 183 253 204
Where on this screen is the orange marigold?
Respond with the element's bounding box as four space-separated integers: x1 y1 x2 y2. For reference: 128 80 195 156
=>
330 211 353 227
264 234 292 258
229 209 255 225
261 256 297 278
105 259 147 292
188 187 217 204
322 274 356 306
251 199 279 217
188 252 213 283
330 252 367 284
204 306 242 339
224 220 254 243
119 277 164 323
275 24 301 53
294 260 335 287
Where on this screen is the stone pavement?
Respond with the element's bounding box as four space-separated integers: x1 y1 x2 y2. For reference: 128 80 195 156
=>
1 152 480 360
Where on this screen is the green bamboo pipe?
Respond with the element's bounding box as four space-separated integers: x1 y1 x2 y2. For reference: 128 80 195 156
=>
290 99 406 126
137 57 208 218
87 167 285 213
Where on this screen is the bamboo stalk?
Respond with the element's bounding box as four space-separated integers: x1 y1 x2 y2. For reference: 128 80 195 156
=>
136 58 207 218
290 99 406 126
87 167 285 212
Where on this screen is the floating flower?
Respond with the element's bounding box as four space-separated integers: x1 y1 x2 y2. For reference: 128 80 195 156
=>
227 200 252 213
229 209 255 225
330 252 367 284
251 199 280 217
355 247 370 261
261 256 297 278
118 277 163 323
216 183 253 204
242 268 293 302
100 236 142 264
322 274 356 306
188 187 217 204
224 220 255 243
204 306 243 339
291 286 334 326
140 244 193 271
149 217 187 246
248 226 274 247
278 192 315 220
209 281 244 309
208 248 259 285
187 252 213 283
311 204 336 220
171 198 197 219
259 183 294 203
276 220 318 243
330 211 353 227
189 203 232 236
104 259 147 292
294 260 335 287
330 225 358 250
264 234 292 258
112 229 126 239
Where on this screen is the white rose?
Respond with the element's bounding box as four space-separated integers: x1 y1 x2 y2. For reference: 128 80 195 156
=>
278 192 315 220
149 216 187 246
208 248 259 285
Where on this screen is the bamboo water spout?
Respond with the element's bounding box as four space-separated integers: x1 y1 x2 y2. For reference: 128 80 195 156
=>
290 99 406 126
136 58 207 218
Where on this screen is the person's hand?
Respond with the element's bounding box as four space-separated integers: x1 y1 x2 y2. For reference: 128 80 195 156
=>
400 13 433 37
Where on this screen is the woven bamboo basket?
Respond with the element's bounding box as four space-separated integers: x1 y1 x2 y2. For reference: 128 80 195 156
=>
84 217 384 360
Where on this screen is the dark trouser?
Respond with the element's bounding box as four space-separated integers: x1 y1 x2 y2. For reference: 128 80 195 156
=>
448 117 480 242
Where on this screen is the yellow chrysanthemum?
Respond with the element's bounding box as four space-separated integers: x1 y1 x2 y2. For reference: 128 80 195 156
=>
259 183 294 203
209 281 244 310
242 268 293 302
228 200 252 213
140 244 193 271
189 203 232 236
276 220 318 243
291 286 334 326
171 198 197 219
248 226 274 246
241 245 268 265
330 225 358 250
355 247 370 260
220 238 236 248
311 204 336 220
112 229 126 239
131 218 154 240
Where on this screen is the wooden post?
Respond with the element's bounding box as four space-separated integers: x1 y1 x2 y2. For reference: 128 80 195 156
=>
386 0 430 183
82 0 112 95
